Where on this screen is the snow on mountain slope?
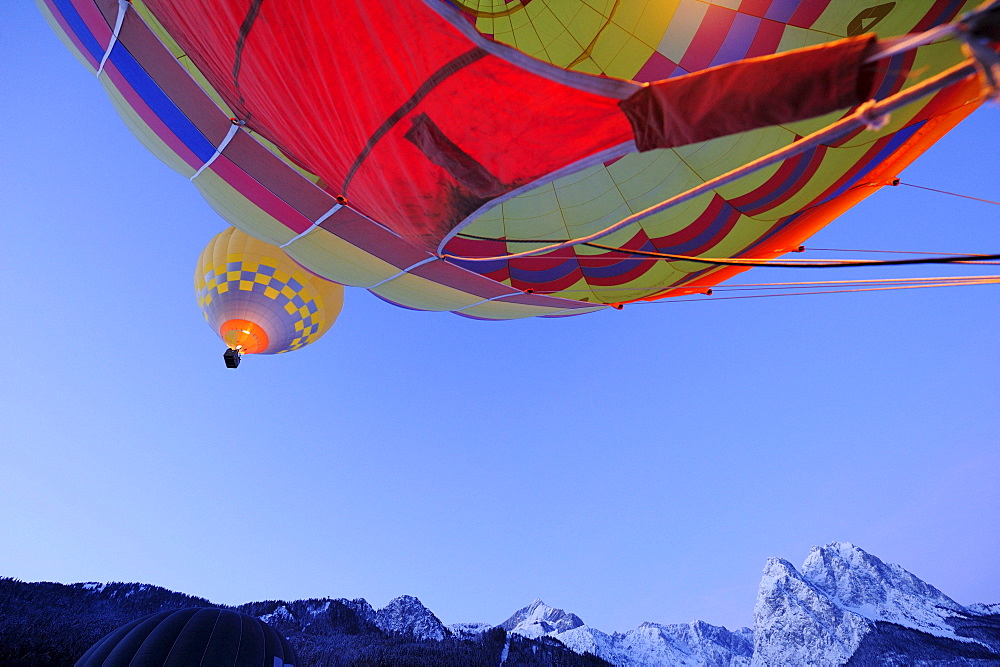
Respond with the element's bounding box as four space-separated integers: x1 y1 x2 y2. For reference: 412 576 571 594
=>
617 620 753 666
752 556 873 666
969 603 1000 615
800 542 972 639
502 599 585 637
501 599 751 666
552 624 626 664
374 594 449 641
752 542 1000 666
448 621 491 639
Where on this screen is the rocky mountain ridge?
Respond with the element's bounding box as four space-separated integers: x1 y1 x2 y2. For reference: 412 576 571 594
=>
2 542 998 665
478 542 1000 665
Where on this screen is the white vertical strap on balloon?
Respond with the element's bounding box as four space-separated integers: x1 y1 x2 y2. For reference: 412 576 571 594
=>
190 119 244 181
279 203 343 248
366 257 438 289
452 290 533 312
96 0 130 77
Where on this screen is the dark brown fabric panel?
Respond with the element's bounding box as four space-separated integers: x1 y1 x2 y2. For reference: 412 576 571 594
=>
405 113 507 198
620 35 879 151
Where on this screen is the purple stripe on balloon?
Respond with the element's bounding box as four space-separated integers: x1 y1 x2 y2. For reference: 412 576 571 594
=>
117 11 236 150
817 122 922 204
711 13 761 67
108 41 215 161
445 255 512 276
410 260 520 300
875 54 908 100
746 121 925 252
223 131 335 223
739 147 820 214
658 202 740 256
508 257 580 284
764 0 799 23
58 0 110 60
579 243 657 280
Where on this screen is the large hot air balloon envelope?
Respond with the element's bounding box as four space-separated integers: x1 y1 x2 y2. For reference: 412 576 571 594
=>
75 607 296 666
39 0 990 320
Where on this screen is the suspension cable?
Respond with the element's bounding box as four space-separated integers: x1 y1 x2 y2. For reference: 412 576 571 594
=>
893 181 1000 206
519 275 999 296
638 276 1000 303
453 232 1000 268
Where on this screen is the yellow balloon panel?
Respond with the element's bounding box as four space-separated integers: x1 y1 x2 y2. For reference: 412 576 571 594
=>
195 227 343 354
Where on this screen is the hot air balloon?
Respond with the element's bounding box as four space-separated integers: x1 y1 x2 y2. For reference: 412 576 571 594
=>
38 0 998 327
76 607 296 666
196 227 344 367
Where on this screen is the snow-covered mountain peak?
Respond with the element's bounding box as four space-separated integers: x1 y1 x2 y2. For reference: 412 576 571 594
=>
501 599 585 637
754 555 872 666
800 542 969 637
374 595 448 641
757 557 804 595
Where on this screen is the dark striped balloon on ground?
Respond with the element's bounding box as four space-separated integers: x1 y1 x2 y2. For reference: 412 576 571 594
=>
75 607 296 666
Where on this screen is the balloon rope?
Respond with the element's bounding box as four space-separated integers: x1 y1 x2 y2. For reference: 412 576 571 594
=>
642 278 1000 303
806 248 994 255
571 246 1000 268
864 25 960 65
522 275 1000 296
892 181 1000 206
693 276 1000 290
454 231 1000 267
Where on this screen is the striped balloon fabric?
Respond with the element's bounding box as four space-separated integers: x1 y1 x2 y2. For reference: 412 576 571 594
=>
75 607 296 666
447 0 983 305
39 0 984 319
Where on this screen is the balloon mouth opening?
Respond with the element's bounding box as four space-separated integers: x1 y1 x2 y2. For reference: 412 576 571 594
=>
220 319 269 354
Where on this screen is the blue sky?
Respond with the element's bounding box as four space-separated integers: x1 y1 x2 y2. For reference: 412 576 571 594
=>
2 4 997 633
